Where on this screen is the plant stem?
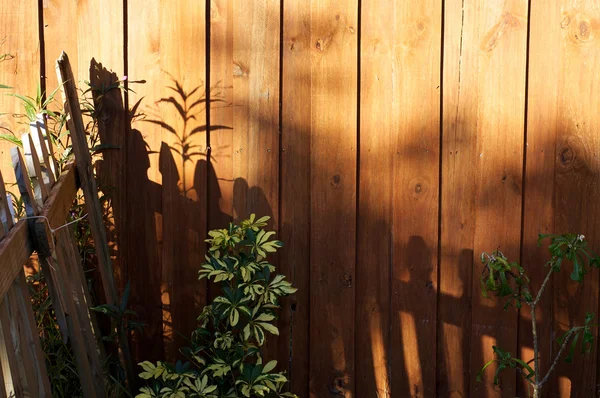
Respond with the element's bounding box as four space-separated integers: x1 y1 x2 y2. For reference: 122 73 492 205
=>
534 262 555 306
530 301 540 394
539 329 578 387
529 261 555 397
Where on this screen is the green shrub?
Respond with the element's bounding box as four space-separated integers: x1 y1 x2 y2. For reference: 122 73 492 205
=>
137 215 298 398
478 233 600 398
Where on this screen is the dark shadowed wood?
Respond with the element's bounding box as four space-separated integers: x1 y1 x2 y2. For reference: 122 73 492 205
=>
127 0 208 363
281 0 311 395
56 52 135 389
8 273 52 397
209 0 235 307
309 1 358 396
209 0 234 223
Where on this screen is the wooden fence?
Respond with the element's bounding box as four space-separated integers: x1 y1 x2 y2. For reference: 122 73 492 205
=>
0 1 599 397
0 53 134 397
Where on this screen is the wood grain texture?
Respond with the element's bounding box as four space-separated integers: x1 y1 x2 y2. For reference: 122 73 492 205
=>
127 0 208 362
529 2 600 397
231 0 280 226
0 295 24 397
42 0 124 95
281 0 311 395
209 0 234 227
387 1 441 397
231 0 281 364
309 1 358 396
469 2 528 397
441 1 528 397
0 0 39 184
518 1 560 396
356 1 393 394
56 52 136 389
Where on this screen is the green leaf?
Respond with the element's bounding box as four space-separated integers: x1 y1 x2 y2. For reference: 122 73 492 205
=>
262 360 277 374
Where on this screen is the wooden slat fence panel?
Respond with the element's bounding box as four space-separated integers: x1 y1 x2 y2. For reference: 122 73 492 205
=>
0 2 598 397
281 0 311 396
309 1 358 396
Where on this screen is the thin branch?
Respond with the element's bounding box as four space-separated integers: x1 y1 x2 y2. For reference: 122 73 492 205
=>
534 261 555 306
539 328 580 386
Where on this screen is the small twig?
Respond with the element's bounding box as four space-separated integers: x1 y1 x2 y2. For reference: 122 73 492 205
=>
539 329 579 386
534 261 556 306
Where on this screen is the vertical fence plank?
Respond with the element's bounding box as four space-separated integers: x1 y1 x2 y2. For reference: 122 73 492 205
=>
209 0 234 227
309 0 358 396
231 0 280 225
518 1 560 397
231 0 281 363
127 0 208 362
441 2 528 398
0 299 24 397
469 3 528 398
281 0 311 395
0 0 40 183
43 0 124 93
388 1 441 397
526 2 600 396
438 0 476 395
356 0 393 394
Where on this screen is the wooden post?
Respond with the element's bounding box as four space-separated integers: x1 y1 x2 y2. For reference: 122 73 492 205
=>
56 51 135 391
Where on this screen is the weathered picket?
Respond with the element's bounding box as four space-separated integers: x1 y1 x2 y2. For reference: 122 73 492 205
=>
0 53 131 396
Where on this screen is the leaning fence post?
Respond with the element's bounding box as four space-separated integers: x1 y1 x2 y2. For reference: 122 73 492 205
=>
56 51 136 391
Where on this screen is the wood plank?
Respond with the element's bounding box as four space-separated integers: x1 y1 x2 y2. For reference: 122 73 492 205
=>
231 0 280 223
208 0 234 306
0 0 40 185
27 135 104 396
0 296 24 397
469 3 528 397
34 123 57 186
518 1 560 396
280 0 311 395
7 273 52 397
309 1 358 396
0 165 75 301
127 0 208 363
52 229 105 397
25 133 50 203
525 2 600 396
42 0 124 102
0 323 9 398
209 0 234 224
123 0 164 360
89 59 128 304
56 52 135 389
356 0 442 396
0 169 13 235
440 2 528 397
389 3 441 397
231 0 281 367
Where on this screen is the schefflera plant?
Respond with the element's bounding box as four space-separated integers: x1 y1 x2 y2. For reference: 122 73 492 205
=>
478 233 600 398
137 215 298 398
